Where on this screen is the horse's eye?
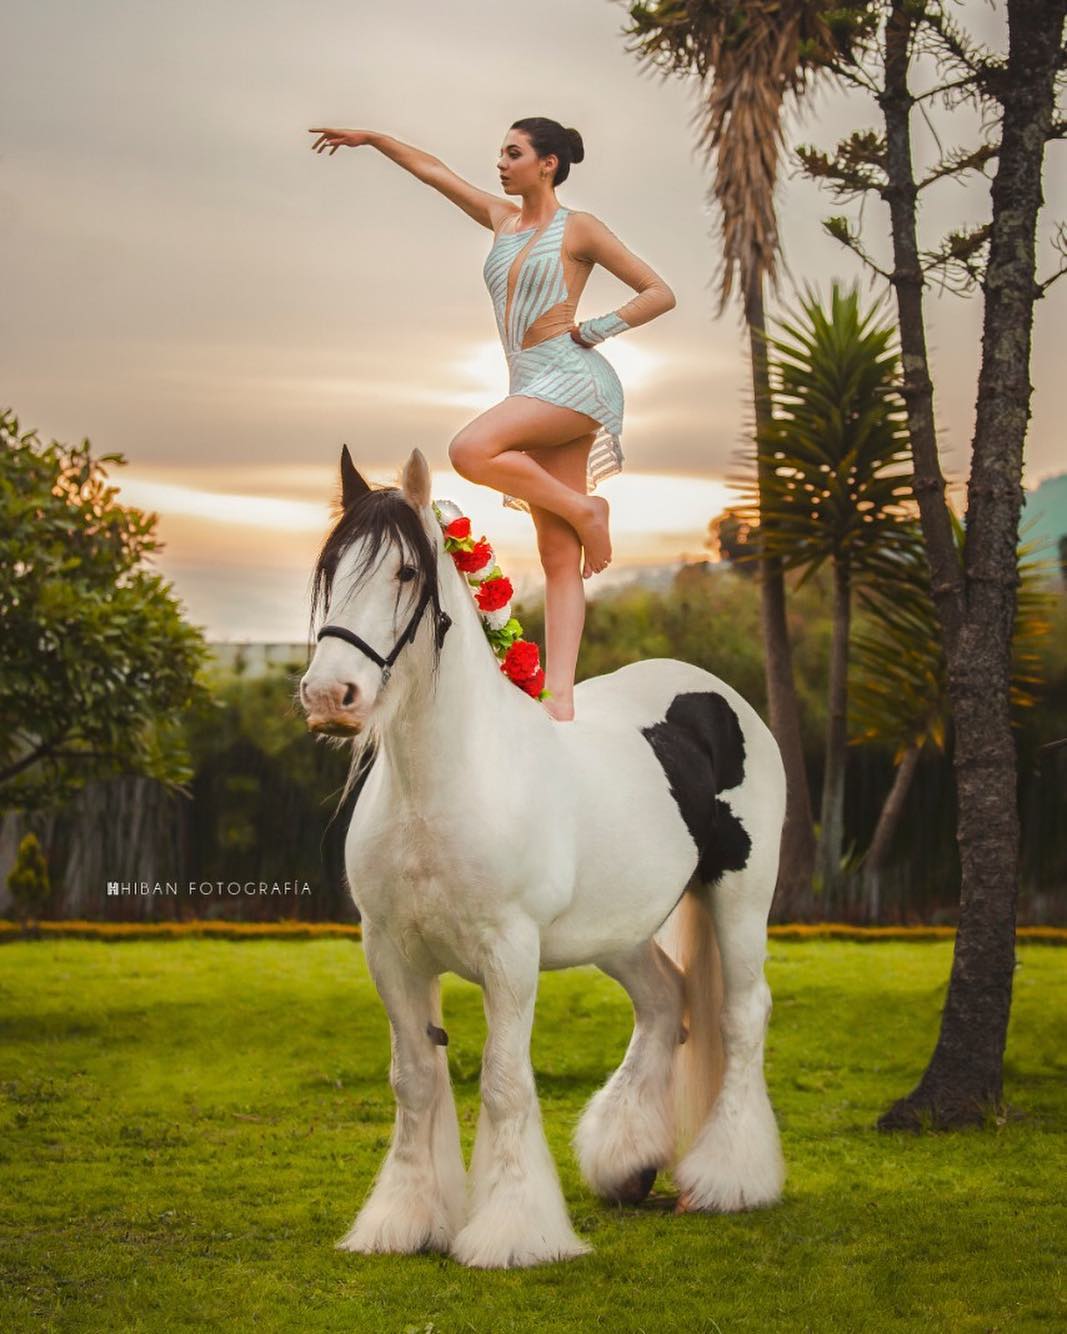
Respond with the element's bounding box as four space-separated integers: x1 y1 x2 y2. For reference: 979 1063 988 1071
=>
397 565 418 582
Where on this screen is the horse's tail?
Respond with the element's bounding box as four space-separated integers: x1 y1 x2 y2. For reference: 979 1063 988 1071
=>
657 887 725 1159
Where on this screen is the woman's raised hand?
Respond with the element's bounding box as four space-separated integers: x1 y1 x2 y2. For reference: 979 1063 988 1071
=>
308 128 374 155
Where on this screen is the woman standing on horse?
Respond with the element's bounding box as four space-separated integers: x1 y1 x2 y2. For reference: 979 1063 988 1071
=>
308 118 676 721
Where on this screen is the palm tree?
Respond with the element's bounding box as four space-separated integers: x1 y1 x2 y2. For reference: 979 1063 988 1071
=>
850 516 1055 921
620 0 875 914
740 282 914 907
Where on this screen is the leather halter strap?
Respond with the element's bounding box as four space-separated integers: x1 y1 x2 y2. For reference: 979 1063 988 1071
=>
316 584 452 685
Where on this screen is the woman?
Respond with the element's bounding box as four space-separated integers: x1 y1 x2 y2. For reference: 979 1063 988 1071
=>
308 118 676 721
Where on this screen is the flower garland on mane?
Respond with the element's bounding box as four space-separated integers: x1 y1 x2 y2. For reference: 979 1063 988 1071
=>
431 499 551 702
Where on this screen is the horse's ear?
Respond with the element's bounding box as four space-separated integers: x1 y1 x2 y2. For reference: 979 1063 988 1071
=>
399 448 432 510
340 444 372 510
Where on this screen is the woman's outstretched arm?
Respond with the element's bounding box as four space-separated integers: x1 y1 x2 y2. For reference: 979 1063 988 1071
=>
308 128 517 232
567 212 676 346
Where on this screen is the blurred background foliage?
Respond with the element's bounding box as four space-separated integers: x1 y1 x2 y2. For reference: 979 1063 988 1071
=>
2 560 1063 926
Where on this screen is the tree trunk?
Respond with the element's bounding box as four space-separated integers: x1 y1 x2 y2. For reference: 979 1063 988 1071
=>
881 2 964 652
862 742 922 924
818 557 851 912
746 275 817 919
878 0 1066 1129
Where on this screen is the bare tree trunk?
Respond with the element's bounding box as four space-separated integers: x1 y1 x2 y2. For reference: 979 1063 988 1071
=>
878 0 1066 1129
819 557 851 912
880 4 965 654
746 275 818 919
862 742 922 924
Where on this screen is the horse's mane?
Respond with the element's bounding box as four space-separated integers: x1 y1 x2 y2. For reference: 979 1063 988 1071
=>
306 484 448 826
308 484 445 664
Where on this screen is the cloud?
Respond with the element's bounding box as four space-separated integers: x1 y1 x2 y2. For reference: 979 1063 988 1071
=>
5 0 1065 640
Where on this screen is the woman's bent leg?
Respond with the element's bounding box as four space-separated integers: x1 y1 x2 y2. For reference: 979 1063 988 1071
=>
527 433 597 721
449 396 612 573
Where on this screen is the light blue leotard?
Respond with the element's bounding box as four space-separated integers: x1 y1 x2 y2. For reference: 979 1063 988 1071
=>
483 205 630 512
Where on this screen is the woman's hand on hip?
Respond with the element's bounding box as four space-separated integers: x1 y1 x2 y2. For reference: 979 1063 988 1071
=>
308 128 375 155
569 325 594 348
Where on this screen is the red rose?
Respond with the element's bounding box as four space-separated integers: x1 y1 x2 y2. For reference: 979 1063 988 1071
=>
445 516 471 540
502 639 541 682
519 667 546 698
452 539 492 573
475 575 513 612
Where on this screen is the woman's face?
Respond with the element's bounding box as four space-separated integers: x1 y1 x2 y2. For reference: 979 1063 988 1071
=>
497 130 556 193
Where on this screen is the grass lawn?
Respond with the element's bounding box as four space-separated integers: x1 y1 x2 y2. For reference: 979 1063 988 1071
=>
0 939 1064 1332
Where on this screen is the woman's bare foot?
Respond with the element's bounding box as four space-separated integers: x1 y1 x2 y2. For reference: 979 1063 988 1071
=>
574 495 611 579
542 696 575 721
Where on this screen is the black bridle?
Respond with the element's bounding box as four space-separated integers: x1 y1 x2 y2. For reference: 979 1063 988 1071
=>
316 582 452 685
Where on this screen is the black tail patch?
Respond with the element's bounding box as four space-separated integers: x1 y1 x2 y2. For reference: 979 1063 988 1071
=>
640 691 752 886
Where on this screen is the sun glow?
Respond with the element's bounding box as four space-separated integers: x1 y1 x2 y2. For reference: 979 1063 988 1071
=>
450 340 510 408
601 339 664 392
117 467 738 551
118 464 741 640
117 467 739 606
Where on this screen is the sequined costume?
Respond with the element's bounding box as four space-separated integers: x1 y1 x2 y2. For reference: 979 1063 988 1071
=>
482 206 673 511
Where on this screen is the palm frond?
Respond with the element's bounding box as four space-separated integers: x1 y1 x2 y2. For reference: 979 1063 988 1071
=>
850 514 1056 754
622 1 875 307
734 281 916 576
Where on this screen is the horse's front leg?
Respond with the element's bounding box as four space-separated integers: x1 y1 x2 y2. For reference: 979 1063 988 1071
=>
450 922 590 1269
336 921 465 1255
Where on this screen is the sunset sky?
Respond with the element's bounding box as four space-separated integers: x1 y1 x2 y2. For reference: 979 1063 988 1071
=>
5 0 1065 641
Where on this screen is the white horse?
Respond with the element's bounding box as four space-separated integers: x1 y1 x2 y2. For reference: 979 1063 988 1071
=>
299 446 787 1269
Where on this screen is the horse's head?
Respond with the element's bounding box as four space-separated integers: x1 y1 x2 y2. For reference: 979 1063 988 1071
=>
300 446 451 737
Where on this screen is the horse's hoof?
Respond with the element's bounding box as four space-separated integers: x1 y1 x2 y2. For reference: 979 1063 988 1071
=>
612 1166 657 1205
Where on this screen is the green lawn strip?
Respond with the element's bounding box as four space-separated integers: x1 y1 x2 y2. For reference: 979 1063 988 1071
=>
0 941 1063 1332
2 920 1065 943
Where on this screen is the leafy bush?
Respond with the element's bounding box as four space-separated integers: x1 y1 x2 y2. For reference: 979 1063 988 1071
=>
0 408 212 812
7 832 50 926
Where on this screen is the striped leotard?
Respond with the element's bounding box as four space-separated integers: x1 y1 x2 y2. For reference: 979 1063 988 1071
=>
483 205 668 513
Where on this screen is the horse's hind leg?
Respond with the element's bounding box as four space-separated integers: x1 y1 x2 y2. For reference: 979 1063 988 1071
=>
674 870 785 1212
450 920 589 1269
574 938 685 1203
336 921 465 1255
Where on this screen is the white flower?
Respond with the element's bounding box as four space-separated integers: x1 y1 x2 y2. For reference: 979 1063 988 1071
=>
432 498 464 526
481 603 512 631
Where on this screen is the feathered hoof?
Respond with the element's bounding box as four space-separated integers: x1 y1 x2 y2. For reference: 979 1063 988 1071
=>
672 1087 786 1214
450 1225 591 1270
606 1166 657 1205
672 1142 785 1214
449 1195 591 1269
673 1178 780 1214
335 1193 455 1256
573 1084 674 1204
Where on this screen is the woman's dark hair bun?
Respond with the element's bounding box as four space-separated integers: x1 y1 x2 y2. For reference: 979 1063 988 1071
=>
510 117 585 185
